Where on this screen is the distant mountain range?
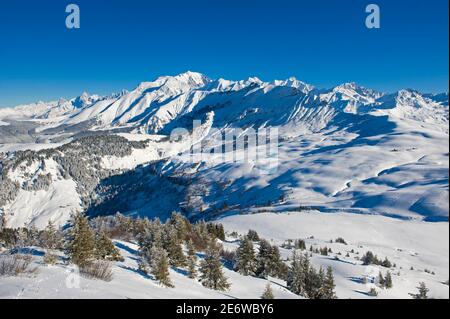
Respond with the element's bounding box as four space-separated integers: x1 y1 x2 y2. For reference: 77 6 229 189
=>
0 72 448 228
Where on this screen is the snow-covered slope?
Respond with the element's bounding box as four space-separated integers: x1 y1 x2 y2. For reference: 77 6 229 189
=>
0 211 447 299
0 72 448 228
0 116 213 229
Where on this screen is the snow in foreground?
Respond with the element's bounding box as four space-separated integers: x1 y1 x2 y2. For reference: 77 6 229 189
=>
0 211 448 299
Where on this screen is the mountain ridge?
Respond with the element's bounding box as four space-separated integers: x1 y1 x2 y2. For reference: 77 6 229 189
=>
0 71 448 229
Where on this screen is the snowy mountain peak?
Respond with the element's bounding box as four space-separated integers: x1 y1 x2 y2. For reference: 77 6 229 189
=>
272 77 314 93
72 92 101 108
333 82 381 97
137 71 211 94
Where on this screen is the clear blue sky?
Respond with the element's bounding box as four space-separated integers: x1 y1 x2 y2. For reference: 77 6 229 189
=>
0 0 448 108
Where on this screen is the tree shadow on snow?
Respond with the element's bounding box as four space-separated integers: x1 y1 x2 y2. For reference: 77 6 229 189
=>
115 242 139 256
118 265 154 281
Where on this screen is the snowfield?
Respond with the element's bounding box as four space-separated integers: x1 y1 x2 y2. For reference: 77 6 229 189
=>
0 240 297 299
220 211 449 299
0 211 447 299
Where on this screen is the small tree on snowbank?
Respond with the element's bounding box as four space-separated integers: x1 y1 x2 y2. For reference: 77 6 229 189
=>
234 236 257 276
150 246 174 288
411 282 429 299
67 212 96 267
261 283 275 299
199 242 230 291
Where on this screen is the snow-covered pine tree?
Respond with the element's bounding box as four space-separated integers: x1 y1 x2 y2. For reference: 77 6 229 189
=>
169 212 189 242
187 239 198 279
192 221 210 250
269 245 286 278
385 271 393 289
234 236 257 276
199 242 230 291
27 225 39 246
67 212 96 267
95 231 123 261
150 246 174 288
42 220 58 249
294 239 306 250
306 266 322 299
261 283 275 299
381 257 392 268
378 271 385 287
138 218 164 259
412 282 429 299
247 229 260 242
323 266 337 299
0 213 6 231
287 251 307 296
255 239 273 278
42 220 59 265
214 224 225 241
164 226 187 267
205 223 225 241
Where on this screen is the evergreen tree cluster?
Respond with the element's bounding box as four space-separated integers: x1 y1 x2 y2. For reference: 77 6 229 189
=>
286 251 336 299
361 251 392 268
246 229 260 242
0 217 64 251
67 212 123 268
134 212 230 289
319 246 332 256
378 271 393 289
335 237 347 245
281 239 306 250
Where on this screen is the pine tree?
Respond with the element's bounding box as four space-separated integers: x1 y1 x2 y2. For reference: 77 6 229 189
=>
287 251 307 296
362 251 376 265
378 271 385 287
169 212 189 242
269 245 286 278
385 271 393 289
247 229 260 242
42 220 59 265
164 226 187 267
306 266 322 299
150 246 174 287
28 225 39 246
95 231 123 261
187 239 198 279
42 220 58 249
261 283 275 299
295 239 306 250
67 212 95 267
315 267 326 299
412 282 429 299
0 213 6 231
215 224 226 241
255 239 273 278
235 236 257 276
382 257 392 268
199 242 230 291
300 253 312 296
323 266 337 299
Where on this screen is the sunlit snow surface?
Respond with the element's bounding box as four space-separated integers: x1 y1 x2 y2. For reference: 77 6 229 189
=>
0 212 448 299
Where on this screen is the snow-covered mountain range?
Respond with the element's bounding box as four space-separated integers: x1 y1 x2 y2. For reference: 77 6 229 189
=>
0 71 448 229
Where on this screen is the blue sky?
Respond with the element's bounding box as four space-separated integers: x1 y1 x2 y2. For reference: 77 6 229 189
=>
0 0 448 108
